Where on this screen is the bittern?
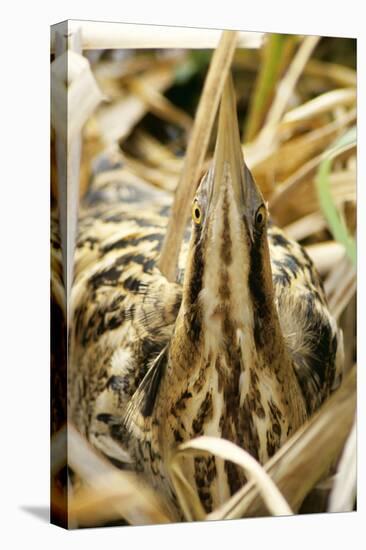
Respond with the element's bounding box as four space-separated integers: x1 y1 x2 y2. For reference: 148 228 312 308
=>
69 76 343 517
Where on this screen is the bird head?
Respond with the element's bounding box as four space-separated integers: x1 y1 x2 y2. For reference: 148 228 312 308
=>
178 75 276 364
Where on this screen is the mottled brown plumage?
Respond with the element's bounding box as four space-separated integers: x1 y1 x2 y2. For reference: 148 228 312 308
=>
67 78 343 518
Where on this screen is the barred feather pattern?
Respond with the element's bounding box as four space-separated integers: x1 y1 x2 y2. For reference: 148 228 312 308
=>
59 176 342 488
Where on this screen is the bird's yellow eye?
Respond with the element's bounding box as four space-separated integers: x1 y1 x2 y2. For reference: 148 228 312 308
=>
192 202 202 224
255 205 267 229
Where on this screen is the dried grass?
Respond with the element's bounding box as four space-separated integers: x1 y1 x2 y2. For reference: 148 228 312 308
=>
51 27 357 527
171 437 293 519
67 424 177 526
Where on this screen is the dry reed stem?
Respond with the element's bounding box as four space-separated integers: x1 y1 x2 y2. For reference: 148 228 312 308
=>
328 413 357 512
244 34 298 141
66 31 87 324
269 137 356 222
255 36 320 148
96 64 175 145
122 153 178 191
305 59 357 87
328 270 356 321
94 56 155 80
158 30 238 281
51 21 263 51
267 109 355 178
52 29 83 324
280 88 356 131
127 78 193 132
305 241 346 276
68 424 176 525
283 211 326 241
172 437 293 519
129 130 182 171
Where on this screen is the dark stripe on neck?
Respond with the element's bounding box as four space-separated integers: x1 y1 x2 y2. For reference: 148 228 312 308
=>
220 187 232 266
187 226 205 342
248 233 272 350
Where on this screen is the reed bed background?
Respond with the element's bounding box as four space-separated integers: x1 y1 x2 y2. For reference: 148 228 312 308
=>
51 24 357 528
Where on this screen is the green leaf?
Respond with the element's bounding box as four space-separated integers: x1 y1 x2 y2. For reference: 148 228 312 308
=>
315 126 356 267
244 34 298 141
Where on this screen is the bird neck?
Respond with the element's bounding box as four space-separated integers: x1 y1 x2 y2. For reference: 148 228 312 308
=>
154 233 307 436
177 231 289 373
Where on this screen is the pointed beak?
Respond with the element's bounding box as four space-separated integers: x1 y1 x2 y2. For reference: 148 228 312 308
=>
209 74 265 240
211 74 246 210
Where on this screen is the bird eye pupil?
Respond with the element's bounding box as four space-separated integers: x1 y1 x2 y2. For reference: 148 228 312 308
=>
255 207 266 228
192 202 202 224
